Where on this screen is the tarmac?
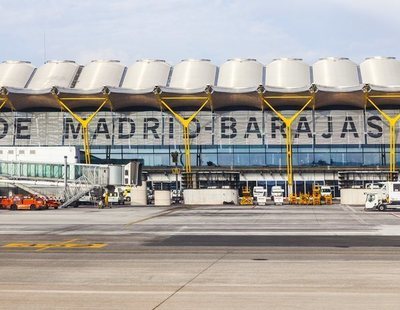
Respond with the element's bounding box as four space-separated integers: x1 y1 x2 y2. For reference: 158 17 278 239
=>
1 204 400 309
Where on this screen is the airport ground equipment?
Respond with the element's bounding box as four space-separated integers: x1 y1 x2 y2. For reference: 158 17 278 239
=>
299 193 310 205
289 194 298 205
240 186 253 205
0 197 13 209
288 185 332 205
114 186 132 203
0 160 127 208
320 185 333 204
312 185 321 205
365 182 400 211
253 186 267 205
271 186 284 205
0 195 59 210
107 191 124 205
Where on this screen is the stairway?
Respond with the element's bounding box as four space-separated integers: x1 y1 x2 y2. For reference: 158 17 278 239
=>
60 174 99 208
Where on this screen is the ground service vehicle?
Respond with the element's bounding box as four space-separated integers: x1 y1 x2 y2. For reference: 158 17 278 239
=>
0 197 13 209
79 193 95 204
365 182 400 211
253 186 267 205
271 186 284 205
108 192 124 205
45 198 60 209
7 195 47 210
320 186 333 198
1 195 60 210
114 186 131 203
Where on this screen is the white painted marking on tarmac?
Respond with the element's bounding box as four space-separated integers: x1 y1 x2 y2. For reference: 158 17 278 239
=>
377 225 400 235
0 289 168 295
390 212 400 219
341 205 368 225
0 289 398 296
59 231 381 236
344 205 358 213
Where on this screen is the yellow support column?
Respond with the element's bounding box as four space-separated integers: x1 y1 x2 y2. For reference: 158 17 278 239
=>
365 94 400 177
156 94 211 179
54 95 111 164
0 95 14 111
259 93 314 195
0 97 8 111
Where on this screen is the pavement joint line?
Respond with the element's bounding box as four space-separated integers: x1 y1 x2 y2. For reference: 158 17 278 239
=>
341 205 368 225
344 204 358 213
124 206 191 227
390 212 400 219
152 251 231 310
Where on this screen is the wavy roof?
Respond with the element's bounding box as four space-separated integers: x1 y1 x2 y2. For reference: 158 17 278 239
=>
1 57 399 111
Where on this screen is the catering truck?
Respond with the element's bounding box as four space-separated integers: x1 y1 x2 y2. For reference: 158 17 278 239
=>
365 182 400 211
271 186 284 205
253 186 267 206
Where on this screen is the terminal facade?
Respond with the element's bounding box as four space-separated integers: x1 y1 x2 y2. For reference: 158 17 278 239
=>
0 57 399 196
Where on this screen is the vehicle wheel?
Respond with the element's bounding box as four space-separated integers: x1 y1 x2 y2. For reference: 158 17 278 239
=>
125 197 131 202
54 207 58 209
30 204 36 210
11 204 17 211
0 204 3 209
378 204 386 212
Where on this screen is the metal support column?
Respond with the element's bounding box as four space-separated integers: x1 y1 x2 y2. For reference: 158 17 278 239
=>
365 94 400 178
156 94 211 174
0 97 8 111
259 93 314 195
0 95 13 111
54 95 111 164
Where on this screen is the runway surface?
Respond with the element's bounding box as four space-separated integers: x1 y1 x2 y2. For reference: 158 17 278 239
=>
1 205 400 309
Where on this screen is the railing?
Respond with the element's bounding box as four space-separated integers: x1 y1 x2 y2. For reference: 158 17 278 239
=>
0 160 110 186
0 160 114 207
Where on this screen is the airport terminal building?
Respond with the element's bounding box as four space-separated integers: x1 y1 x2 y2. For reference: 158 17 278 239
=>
0 57 399 196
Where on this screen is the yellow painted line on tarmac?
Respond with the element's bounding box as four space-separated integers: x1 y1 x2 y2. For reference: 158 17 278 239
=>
2 239 107 251
35 238 79 252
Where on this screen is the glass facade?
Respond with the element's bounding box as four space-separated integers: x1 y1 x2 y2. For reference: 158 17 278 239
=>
89 144 399 168
0 109 399 169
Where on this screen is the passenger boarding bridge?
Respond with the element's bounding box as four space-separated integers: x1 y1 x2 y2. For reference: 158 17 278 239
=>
0 160 121 207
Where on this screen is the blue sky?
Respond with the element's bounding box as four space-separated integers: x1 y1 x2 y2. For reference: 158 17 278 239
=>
1 0 399 66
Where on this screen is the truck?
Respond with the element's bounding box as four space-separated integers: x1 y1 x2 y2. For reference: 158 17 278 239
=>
253 186 268 206
0 195 60 210
320 186 333 198
365 182 400 211
107 191 125 205
271 186 284 205
4 195 47 210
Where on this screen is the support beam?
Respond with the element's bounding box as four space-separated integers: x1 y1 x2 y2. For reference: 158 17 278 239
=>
365 95 400 178
0 96 14 111
259 93 314 195
0 98 8 111
54 95 110 164
156 94 211 178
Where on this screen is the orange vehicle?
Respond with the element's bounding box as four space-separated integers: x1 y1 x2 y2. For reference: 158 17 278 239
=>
45 198 60 209
8 195 47 211
0 197 13 209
